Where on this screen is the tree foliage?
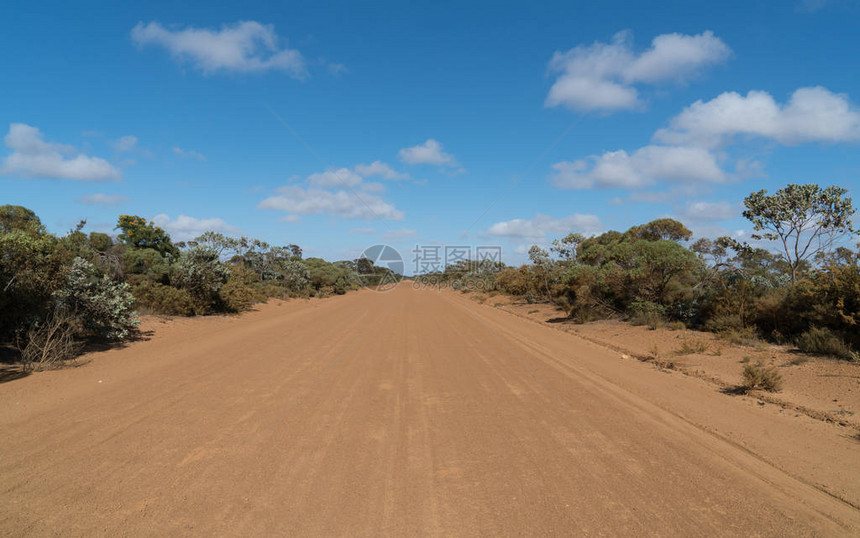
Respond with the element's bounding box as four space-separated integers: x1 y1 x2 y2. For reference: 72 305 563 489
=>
484 186 859 359
743 184 857 283
0 209 373 369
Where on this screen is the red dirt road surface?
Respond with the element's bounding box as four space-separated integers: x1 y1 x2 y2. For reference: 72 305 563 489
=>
2 285 860 536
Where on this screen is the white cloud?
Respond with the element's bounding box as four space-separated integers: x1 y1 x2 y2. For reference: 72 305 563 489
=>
327 63 348 76
486 213 602 242
131 21 306 78
546 30 730 112
398 139 460 168
359 182 385 193
151 214 239 241
76 193 130 206
112 135 138 152
280 215 301 223
654 86 860 148
172 146 207 161
349 228 377 235
382 228 417 241
677 200 737 221
354 160 409 180
307 167 363 188
551 145 725 190
1 124 121 181
258 185 404 220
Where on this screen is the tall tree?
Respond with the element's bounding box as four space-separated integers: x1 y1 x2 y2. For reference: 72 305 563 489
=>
743 184 857 283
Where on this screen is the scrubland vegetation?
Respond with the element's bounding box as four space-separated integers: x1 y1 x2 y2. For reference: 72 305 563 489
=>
419 184 860 363
0 207 393 371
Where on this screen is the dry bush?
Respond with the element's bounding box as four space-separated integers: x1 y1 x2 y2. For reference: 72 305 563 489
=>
630 311 663 330
315 285 335 298
741 360 784 392
629 300 665 330
795 327 858 361
717 327 760 347
19 311 81 372
675 337 709 355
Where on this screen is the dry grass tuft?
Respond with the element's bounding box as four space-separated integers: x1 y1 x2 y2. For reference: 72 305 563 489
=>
740 360 783 393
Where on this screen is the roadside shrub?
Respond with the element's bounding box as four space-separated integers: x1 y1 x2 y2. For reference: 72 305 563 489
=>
53 258 138 340
19 308 81 371
219 266 262 313
716 327 760 347
171 246 229 314
132 281 195 316
121 248 170 285
741 360 784 392
280 260 310 292
254 280 287 299
675 337 709 355
494 266 538 297
316 285 335 298
795 327 858 361
703 312 745 333
629 300 665 329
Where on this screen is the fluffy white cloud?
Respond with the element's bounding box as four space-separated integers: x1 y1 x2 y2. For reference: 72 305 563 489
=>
354 160 409 180
486 213 602 242
307 168 363 188
112 135 138 152
1 124 121 181
359 182 386 193
76 193 130 206
654 86 860 147
398 139 459 168
131 21 306 77
172 146 207 161
151 214 239 241
551 145 725 190
677 200 737 221
546 31 730 112
258 185 404 220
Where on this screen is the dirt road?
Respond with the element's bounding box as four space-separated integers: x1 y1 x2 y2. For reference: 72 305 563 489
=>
2 284 859 536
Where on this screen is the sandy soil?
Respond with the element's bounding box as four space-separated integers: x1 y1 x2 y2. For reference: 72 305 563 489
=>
483 292 860 430
2 284 859 536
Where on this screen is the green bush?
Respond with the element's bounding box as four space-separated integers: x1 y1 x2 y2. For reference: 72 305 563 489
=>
171 246 230 314
795 327 858 361
629 300 665 329
132 282 195 316
703 312 745 333
716 327 760 347
53 258 138 340
219 267 263 313
220 280 258 312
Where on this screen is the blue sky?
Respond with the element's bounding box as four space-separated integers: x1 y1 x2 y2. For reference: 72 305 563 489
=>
2 0 859 271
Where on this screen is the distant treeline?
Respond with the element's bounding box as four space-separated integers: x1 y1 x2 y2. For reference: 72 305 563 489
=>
416 184 859 361
0 208 394 370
